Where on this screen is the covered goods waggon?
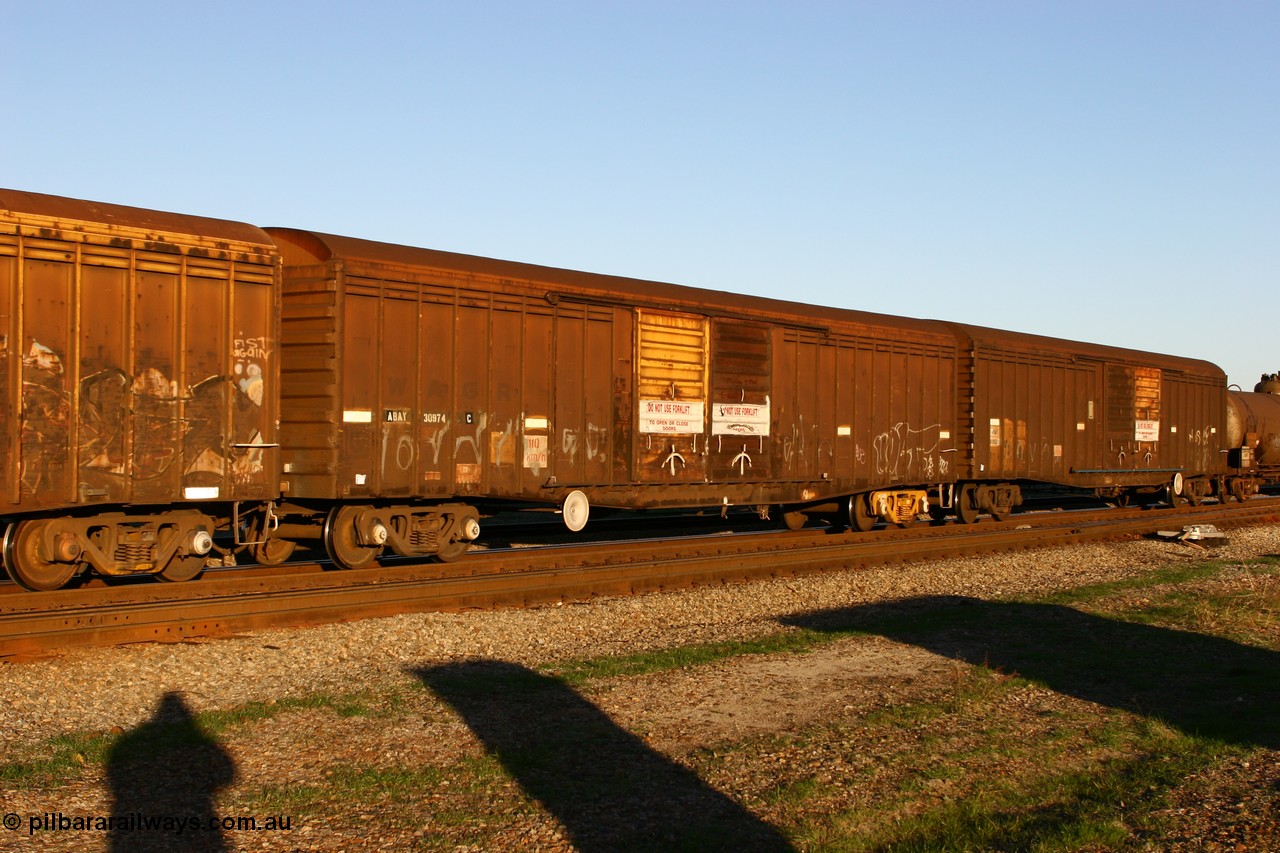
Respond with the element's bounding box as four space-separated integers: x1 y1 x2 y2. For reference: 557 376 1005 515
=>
943 323 1227 516
261 228 962 565
0 191 279 590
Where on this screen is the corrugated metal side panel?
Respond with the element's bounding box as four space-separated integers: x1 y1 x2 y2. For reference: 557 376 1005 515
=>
278 265 341 499
487 303 527 495
611 309 634 483
374 283 421 497
973 349 1095 483
281 256 631 502
784 332 956 491
776 330 823 480
1163 371 1227 476
636 310 708 482
229 267 279 501
0 216 278 512
861 342 956 488
335 284 383 497
450 294 492 494
418 296 458 495
709 320 771 480
637 310 707 400
129 258 182 503
552 307 587 487
549 304 617 487
1 240 74 507
0 251 11 502
1104 364 1161 470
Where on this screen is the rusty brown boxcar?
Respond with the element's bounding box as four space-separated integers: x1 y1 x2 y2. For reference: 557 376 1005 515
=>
263 229 963 567
944 324 1228 515
0 190 280 589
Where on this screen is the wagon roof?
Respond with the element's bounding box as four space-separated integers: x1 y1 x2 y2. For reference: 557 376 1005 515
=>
266 229 1227 377
0 189 275 249
941 321 1226 379
265 228 955 340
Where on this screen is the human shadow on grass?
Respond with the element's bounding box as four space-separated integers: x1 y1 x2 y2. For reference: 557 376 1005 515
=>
415 660 793 852
783 595 1280 750
106 691 236 852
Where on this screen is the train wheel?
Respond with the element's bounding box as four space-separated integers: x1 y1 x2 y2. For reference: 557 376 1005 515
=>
322 506 383 569
956 485 980 525
436 537 470 562
253 537 297 566
849 495 877 532
2 520 79 591
435 511 479 562
158 523 214 582
782 510 807 531
158 553 206 583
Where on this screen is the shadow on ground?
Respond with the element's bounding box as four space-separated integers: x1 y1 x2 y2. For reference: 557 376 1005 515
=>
784 595 1280 749
415 660 793 852
106 691 236 852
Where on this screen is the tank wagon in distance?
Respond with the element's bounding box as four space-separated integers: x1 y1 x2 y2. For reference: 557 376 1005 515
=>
1225 373 1280 495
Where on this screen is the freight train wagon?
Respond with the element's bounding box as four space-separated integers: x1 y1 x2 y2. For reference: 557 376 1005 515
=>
942 322 1227 518
0 191 281 590
1227 384 1280 494
261 228 963 567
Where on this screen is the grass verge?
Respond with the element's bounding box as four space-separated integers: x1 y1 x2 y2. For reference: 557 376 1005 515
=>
3 552 1276 850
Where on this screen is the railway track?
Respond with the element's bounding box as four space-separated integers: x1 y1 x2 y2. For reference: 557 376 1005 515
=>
3 499 1279 658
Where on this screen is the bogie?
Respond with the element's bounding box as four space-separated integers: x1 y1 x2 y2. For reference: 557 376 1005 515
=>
1 512 215 591
320 504 481 569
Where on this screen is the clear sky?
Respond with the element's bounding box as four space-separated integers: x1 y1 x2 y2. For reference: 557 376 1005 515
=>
6 1 1277 388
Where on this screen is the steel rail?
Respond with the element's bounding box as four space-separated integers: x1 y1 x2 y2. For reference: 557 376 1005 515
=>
3 500 1278 658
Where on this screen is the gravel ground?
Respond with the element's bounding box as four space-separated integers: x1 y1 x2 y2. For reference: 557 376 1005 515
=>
4 525 1277 748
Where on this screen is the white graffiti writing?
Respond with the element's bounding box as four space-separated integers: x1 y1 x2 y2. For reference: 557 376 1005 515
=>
233 336 271 360
872 422 942 479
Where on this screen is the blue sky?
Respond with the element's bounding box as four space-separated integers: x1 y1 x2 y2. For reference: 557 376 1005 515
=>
7 1 1277 387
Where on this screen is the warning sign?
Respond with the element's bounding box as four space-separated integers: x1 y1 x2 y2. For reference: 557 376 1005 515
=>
639 400 705 434
711 402 770 436
523 435 548 470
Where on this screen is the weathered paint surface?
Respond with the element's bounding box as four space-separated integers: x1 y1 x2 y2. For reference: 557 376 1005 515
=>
954 323 1227 488
0 190 279 512
266 227 1230 514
